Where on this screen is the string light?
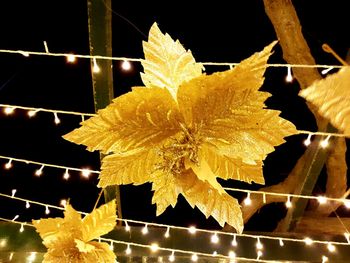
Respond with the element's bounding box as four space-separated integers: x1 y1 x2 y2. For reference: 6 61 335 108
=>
11 189 16 197
121 60 132 71
256 237 263 250
19 223 24 233
27 252 36 263
66 54 77 63
45 205 50 215
63 169 70 180
4 107 15 115
231 234 238 247
188 225 197 234
321 66 334 75
4 159 13 169
125 244 132 255
125 221 131 232
279 238 284 247
304 134 312 146
109 241 114 251
60 199 67 207
304 237 313 246
168 251 175 262
228 250 236 259
320 135 331 148
81 168 92 178
25 201 30 209
257 250 263 260
53 112 61 124
0 48 344 70
93 57 100 73
27 109 39 117
35 165 44 176
142 224 149 235
244 193 252 206
164 226 170 238
150 243 160 252
0 155 100 178
12 215 19 221
191 253 198 262
322 255 329 263
285 195 292 208
2 191 350 252
211 232 220 244
43 41 49 53
285 66 293 82
318 196 328 205
327 242 336 252
344 200 350 209
263 193 266 203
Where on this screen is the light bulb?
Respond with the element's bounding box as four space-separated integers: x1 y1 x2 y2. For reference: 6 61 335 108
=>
4 107 15 115
285 196 292 208
125 222 131 232
228 251 236 259
321 67 334 75
188 225 197 234
66 54 76 63
19 224 24 233
81 169 91 178
320 135 331 149
231 235 237 246
285 66 293 82
63 170 70 180
322 255 329 263
344 200 350 209
125 244 131 255
304 237 313 245
191 254 198 262
93 58 100 73
257 250 263 259
211 233 219 244
53 112 60 124
60 199 67 207
11 189 16 197
45 206 50 215
317 196 327 205
164 227 170 238
279 238 284 246
150 243 159 252
25 201 30 209
35 166 44 176
169 251 175 262
244 193 252 206
5 160 12 169
28 110 38 117
256 238 263 250
121 60 132 71
142 224 149 235
304 134 312 146
327 242 336 252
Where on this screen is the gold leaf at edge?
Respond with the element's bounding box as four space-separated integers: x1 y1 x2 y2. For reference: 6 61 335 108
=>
99 148 160 188
151 171 180 215
179 170 243 233
81 200 116 242
141 22 203 99
299 66 350 134
63 87 183 154
200 144 264 184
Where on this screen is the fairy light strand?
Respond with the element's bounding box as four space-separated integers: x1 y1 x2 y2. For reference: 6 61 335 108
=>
0 217 324 263
0 192 349 248
0 48 345 69
0 155 99 175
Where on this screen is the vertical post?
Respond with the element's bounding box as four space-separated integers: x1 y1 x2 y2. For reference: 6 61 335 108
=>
87 0 122 219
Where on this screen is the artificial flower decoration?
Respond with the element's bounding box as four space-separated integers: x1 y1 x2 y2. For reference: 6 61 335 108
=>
32 200 116 263
64 23 296 233
299 66 350 134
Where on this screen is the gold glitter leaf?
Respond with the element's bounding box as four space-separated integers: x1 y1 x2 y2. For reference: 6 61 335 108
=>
299 66 350 133
141 22 202 99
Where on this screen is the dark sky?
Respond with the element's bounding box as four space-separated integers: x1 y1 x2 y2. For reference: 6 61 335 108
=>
0 1 349 232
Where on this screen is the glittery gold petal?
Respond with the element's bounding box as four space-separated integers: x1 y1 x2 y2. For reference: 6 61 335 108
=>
32 218 64 248
98 148 160 188
151 171 180 215
299 66 350 133
200 144 264 184
179 169 243 233
141 22 202 99
81 200 116 242
63 87 183 154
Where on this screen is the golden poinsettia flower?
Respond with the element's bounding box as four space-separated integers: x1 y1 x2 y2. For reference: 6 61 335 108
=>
64 23 296 233
299 66 350 134
32 200 116 263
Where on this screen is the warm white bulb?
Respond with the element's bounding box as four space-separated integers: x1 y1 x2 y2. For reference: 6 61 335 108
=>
54 113 61 124
188 225 197 234
125 222 131 232
150 243 159 252
142 225 149 235
60 199 67 207
5 161 12 169
45 206 50 215
320 139 329 148
4 107 15 115
27 252 36 263
93 58 100 73
285 66 293 83
125 245 132 255
25 201 30 209
81 169 91 178
321 67 334 75
211 233 219 244
19 224 24 233
256 239 263 250
327 243 336 252
344 200 350 209
285 199 292 208
231 235 237 246
244 195 252 206
63 170 70 180
66 54 76 63
35 167 43 176
169 252 175 262
317 196 327 205
304 137 312 146
344 232 350 243
279 239 284 246
257 250 263 259
191 254 198 262
228 251 236 259
164 227 170 238
11 189 16 197
322 255 329 263
21 51 30 57
121 60 132 71
304 237 313 245
28 110 38 117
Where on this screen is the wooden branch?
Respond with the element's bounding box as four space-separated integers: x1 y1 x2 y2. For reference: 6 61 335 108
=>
295 216 350 235
263 0 327 129
312 138 348 216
